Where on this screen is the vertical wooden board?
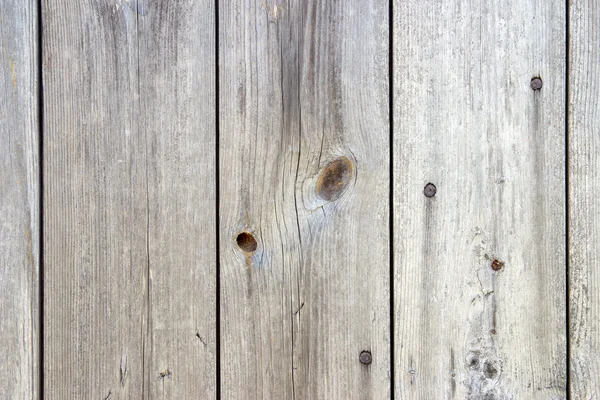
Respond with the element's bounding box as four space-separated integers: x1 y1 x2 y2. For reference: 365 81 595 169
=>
568 1 600 398
393 0 566 398
43 1 216 398
43 1 146 398
219 1 390 399
138 1 217 398
0 1 39 398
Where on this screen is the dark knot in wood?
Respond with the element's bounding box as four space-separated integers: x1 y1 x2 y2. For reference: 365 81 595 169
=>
316 156 354 202
236 232 258 253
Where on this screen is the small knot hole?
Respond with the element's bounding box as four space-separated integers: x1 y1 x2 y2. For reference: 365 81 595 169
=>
484 361 499 379
237 232 258 253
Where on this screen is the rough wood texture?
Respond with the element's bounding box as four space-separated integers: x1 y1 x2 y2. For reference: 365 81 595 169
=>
568 0 600 398
219 1 390 398
0 1 40 398
43 1 216 398
393 0 566 398
139 1 217 398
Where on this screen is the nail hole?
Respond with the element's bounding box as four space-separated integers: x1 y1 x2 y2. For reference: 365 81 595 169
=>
236 232 258 253
424 182 437 198
359 350 372 365
468 357 479 368
158 368 172 380
466 352 480 369
491 259 504 271
484 361 499 379
316 156 354 202
530 77 543 90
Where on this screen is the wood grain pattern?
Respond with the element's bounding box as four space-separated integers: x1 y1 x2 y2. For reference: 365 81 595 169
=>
0 1 40 398
139 1 217 398
43 1 216 398
219 1 390 398
393 0 567 398
568 0 600 398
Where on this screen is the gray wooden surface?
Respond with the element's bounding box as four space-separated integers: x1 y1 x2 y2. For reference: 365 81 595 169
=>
0 1 40 399
568 0 600 398
393 0 567 398
5 0 600 398
138 2 217 398
43 0 216 398
218 0 390 398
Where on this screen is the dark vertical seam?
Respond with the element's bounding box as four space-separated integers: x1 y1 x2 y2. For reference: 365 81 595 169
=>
215 0 222 398
37 0 44 398
565 0 571 397
388 0 395 398
292 59 302 400
296 3 306 395
293 1 304 372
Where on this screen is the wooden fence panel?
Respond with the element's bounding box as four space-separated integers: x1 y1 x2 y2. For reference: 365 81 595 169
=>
43 1 216 398
219 1 390 398
568 0 600 398
393 0 567 398
0 1 40 398
137 2 217 398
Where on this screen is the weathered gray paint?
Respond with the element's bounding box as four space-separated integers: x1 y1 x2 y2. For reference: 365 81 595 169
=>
219 1 390 398
0 1 40 399
393 0 567 398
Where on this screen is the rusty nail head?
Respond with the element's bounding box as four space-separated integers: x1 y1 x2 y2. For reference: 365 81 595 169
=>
531 77 543 90
424 183 437 198
491 259 504 271
359 351 372 365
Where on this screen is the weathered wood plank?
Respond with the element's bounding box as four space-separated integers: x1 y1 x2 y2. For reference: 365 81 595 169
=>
219 1 390 398
393 0 566 398
43 1 216 398
0 1 40 398
43 2 147 397
138 1 217 398
568 1 600 398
